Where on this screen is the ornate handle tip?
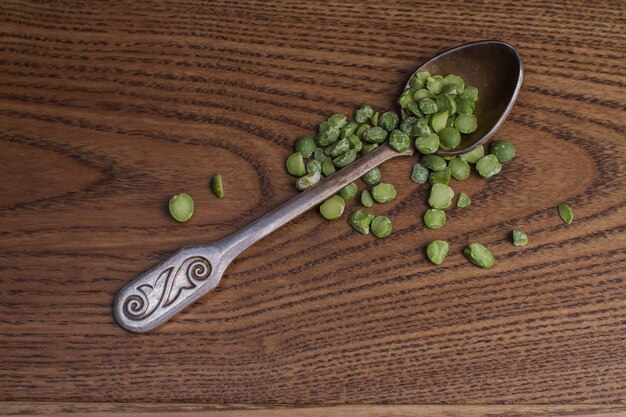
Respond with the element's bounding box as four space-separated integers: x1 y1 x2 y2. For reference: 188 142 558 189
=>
114 253 218 333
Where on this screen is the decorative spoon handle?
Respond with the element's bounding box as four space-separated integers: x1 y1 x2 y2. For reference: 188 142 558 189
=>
114 145 412 333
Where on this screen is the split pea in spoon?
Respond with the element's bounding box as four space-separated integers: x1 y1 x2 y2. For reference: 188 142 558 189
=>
114 40 523 332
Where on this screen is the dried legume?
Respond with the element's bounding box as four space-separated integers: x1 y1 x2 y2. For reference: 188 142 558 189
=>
320 195 345 220
371 216 392 238
426 240 449 265
169 193 194 222
464 243 495 268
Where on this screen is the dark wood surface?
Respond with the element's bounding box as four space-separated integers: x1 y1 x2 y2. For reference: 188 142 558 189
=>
1 0 625 412
4 403 626 417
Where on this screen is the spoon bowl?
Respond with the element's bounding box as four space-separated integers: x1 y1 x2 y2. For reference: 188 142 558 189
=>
403 40 523 156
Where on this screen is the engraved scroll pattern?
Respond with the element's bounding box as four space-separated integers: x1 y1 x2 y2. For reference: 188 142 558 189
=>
123 256 211 321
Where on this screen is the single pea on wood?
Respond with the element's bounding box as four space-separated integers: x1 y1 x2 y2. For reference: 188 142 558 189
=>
456 192 471 208
558 203 574 224
348 210 375 234
476 154 502 178
426 240 449 265
489 140 516 162
512 230 528 246
320 195 345 220
371 183 397 203
410 163 429 184
371 216 392 238
428 183 454 209
169 193 194 222
286 152 306 177
360 189 374 208
424 208 446 229
464 243 495 268
211 174 224 198
294 136 316 158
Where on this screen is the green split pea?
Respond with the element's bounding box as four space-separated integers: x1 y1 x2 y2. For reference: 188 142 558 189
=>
320 195 345 220
428 183 454 209
371 216 392 238
456 192 471 208
426 240 449 265
362 168 381 185
211 174 224 198
348 210 375 234
360 189 374 208
339 183 358 200
410 163 429 184
424 209 446 229
286 152 306 177
464 243 494 268
558 204 574 224
512 230 528 246
476 154 502 178
371 183 397 203
169 193 194 222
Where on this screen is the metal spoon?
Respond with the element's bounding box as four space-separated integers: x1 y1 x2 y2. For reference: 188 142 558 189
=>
114 40 523 332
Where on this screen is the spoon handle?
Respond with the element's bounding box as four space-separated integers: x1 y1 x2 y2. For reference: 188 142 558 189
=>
114 145 411 333
217 145 412 260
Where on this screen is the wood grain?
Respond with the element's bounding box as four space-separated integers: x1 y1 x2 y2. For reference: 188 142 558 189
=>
3 403 626 417
0 0 625 409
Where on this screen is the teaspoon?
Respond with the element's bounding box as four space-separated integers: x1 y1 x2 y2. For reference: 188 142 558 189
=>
114 40 523 332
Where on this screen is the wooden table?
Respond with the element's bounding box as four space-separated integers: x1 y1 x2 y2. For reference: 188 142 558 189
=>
1 1 625 415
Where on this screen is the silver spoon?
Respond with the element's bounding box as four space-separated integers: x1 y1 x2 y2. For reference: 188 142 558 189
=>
114 40 523 333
